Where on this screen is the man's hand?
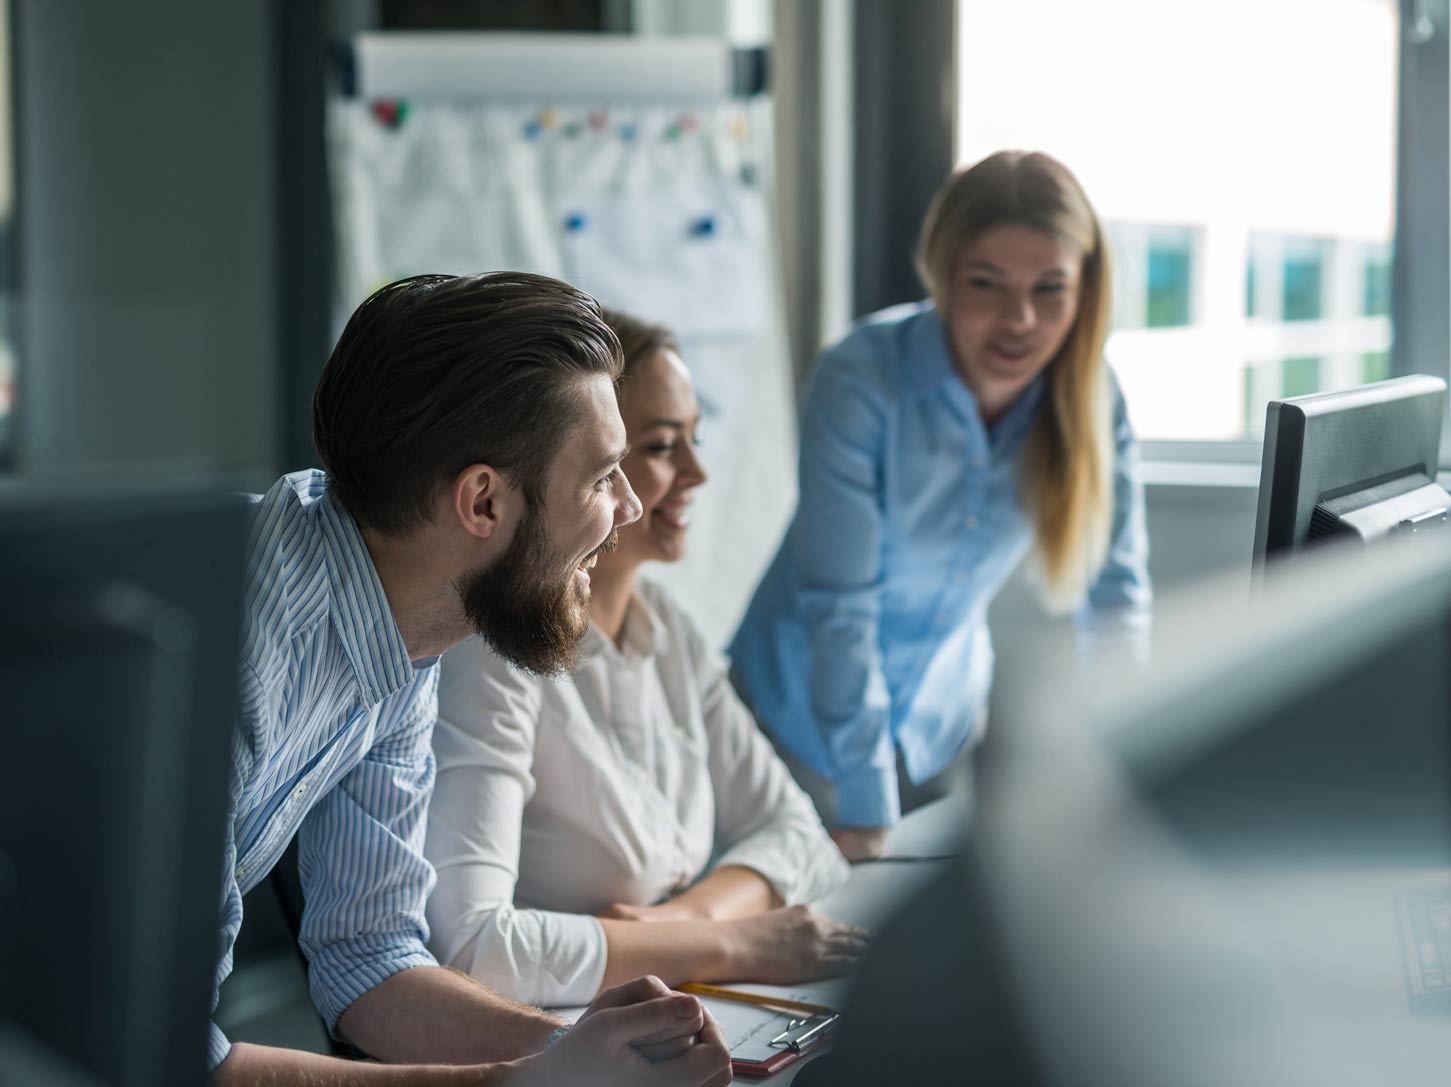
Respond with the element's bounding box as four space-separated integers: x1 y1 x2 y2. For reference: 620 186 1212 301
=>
723 905 870 985
829 826 890 861
512 976 731 1087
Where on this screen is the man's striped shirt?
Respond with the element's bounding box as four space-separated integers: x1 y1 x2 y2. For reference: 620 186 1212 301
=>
209 470 440 1068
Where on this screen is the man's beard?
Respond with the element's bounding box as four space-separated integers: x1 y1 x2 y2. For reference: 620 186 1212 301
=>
458 507 616 677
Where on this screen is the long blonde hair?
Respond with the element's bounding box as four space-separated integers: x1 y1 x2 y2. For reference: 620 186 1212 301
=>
916 150 1114 613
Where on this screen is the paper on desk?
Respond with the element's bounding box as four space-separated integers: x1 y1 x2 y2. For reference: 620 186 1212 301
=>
694 994 810 1062
553 989 823 1063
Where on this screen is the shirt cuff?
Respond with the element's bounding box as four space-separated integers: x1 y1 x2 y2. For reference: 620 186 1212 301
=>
208 1022 232 1071
834 766 901 828
712 845 849 907
308 938 438 1034
711 849 801 904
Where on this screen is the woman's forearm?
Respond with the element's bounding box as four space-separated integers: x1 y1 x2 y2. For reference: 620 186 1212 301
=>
665 865 782 921
596 918 738 991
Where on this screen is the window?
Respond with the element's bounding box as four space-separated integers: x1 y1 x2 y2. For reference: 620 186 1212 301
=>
1107 222 1198 330
1361 242 1392 316
1281 237 1328 322
1146 226 1195 328
957 0 1400 445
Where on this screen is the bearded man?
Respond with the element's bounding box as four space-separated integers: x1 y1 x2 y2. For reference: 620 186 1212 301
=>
212 272 731 1087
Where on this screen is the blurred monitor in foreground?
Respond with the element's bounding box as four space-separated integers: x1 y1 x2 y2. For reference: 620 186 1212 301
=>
0 488 248 1086
1253 374 1450 566
814 530 1451 1085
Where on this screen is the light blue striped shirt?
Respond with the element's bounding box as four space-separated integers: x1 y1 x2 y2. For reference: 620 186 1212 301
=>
730 302 1150 829
210 470 440 1068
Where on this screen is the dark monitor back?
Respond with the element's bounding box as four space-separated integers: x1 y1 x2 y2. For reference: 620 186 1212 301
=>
969 532 1451 1084
1132 581 1451 868
0 489 248 1087
1110 527 1451 868
1253 374 1448 563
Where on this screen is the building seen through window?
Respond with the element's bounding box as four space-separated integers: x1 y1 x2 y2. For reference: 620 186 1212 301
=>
958 0 1397 442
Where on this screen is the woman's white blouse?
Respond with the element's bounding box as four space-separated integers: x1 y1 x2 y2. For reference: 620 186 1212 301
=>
424 579 849 1006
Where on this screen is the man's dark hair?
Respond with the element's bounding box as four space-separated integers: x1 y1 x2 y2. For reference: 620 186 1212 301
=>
313 272 623 536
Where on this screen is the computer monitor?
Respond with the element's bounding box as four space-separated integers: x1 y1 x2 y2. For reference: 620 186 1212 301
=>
813 530 1451 1086
1252 374 1451 565
0 487 249 1087
1001 531 1451 1083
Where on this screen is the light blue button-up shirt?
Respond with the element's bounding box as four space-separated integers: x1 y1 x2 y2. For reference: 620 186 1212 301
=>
210 471 440 1068
730 302 1150 829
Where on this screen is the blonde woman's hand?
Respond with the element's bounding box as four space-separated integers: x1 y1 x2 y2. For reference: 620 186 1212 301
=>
829 826 890 861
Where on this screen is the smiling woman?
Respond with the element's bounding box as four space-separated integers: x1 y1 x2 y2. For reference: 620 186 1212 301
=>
729 150 1153 859
423 307 857 1008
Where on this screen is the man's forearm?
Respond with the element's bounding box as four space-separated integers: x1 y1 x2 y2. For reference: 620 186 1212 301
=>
335 966 559 1065
214 1042 523 1087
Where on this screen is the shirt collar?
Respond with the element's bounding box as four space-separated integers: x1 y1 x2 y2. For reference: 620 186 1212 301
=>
577 586 669 664
991 374 1047 448
902 305 1048 447
312 482 419 705
901 305 960 395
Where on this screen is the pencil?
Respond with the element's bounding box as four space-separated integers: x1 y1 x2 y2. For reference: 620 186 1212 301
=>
678 982 837 1018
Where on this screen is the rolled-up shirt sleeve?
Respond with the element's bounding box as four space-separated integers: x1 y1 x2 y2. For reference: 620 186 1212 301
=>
794 349 898 827
209 678 260 1071
297 666 441 1033
693 629 849 904
1078 372 1153 657
425 641 608 1007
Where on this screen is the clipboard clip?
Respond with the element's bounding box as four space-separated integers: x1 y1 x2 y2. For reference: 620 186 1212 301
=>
767 1012 839 1054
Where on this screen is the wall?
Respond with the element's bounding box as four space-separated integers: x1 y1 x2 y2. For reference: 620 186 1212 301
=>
14 1 279 489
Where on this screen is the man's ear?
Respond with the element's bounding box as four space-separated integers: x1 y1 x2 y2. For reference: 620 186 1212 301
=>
448 464 518 542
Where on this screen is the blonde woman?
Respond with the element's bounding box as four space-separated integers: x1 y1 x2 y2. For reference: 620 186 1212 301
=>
730 150 1151 860
424 309 861 1009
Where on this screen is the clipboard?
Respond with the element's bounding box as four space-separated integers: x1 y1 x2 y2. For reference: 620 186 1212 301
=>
679 983 840 1077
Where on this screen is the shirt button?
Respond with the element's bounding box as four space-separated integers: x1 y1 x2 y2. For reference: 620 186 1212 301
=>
954 572 968 584
970 456 985 469
964 515 979 530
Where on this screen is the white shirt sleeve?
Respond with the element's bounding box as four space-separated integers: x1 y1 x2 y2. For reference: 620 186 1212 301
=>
424 638 608 1007
677 604 850 905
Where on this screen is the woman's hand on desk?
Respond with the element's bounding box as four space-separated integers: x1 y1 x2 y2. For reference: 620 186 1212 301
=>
829 826 890 862
724 905 871 984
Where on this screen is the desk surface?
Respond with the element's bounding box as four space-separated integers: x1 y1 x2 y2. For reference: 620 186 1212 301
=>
552 793 968 1080
715 792 969 1082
